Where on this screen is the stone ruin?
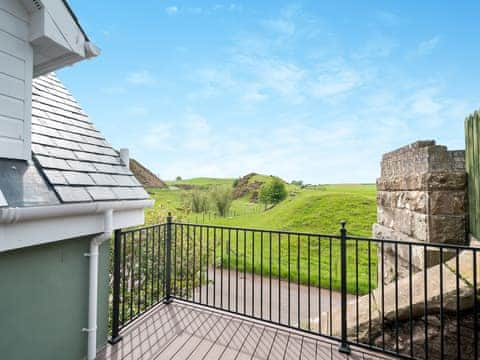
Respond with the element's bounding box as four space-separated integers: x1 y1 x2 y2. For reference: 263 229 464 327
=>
373 140 467 285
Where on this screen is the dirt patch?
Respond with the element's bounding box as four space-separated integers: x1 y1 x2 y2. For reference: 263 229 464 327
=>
130 158 167 188
232 173 265 202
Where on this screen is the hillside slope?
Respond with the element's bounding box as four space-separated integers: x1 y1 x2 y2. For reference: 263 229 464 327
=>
130 158 167 188
233 173 287 201
209 187 376 236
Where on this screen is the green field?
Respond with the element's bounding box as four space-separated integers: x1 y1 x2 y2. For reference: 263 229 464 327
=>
144 178 377 294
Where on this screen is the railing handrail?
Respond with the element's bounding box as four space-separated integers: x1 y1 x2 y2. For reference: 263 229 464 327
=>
125 220 479 252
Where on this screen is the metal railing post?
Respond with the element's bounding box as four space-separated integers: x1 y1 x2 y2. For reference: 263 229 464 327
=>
339 221 351 354
109 229 123 344
164 213 173 304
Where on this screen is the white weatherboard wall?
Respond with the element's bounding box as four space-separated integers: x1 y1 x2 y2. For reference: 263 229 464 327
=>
0 0 33 160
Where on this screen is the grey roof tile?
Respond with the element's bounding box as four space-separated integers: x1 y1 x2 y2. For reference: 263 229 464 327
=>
45 147 77 160
36 156 70 170
66 160 97 172
113 175 140 187
30 74 150 204
63 172 95 186
54 186 92 202
53 138 82 151
112 187 149 200
89 173 117 186
86 187 118 201
32 133 58 147
43 170 68 185
31 143 50 156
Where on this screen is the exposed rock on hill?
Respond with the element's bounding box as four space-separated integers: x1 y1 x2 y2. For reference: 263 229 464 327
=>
232 173 264 201
129 158 167 188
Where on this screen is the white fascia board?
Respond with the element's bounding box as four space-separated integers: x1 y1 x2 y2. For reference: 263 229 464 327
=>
0 208 146 253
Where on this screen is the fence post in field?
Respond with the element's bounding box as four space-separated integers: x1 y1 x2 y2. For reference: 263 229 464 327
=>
339 221 351 354
164 212 173 304
109 229 123 344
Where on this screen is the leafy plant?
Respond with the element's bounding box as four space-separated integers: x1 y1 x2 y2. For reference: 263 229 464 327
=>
291 180 304 186
189 190 209 213
211 186 233 217
259 177 288 208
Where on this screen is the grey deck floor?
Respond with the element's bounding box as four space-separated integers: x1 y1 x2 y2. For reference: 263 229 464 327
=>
98 302 392 360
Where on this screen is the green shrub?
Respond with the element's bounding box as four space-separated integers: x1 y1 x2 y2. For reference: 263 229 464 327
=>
232 177 241 188
211 186 233 217
190 190 209 213
259 177 288 208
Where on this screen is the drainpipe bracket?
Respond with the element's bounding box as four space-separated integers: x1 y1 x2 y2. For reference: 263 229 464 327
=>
82 327 97 332
84 252 99 257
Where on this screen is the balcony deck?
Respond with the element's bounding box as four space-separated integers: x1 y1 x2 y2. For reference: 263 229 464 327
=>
97 301 392 360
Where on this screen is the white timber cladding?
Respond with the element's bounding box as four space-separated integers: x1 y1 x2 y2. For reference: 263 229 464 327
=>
0 0 33 160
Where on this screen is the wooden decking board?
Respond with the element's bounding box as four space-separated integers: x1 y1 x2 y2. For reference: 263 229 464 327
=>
100 301 393 360
152 310 210 359
172 314 221 359
126 305 194 360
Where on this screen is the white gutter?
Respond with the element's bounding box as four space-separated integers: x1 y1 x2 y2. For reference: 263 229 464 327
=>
0 199 153 224
83 209 113 360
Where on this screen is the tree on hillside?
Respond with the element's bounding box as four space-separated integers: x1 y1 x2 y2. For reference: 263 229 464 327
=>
259 177 288 209
187 190 209 213
211 186 233 217
176 176 182 181
291 180 303 187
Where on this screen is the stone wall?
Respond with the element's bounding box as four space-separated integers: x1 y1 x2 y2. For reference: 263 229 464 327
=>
374 140 467 285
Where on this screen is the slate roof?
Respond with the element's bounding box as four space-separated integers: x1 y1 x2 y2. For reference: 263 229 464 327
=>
30 73 149 204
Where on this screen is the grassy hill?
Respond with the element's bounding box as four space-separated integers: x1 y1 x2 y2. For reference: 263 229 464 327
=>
146 181 375 236
144 179 377 294
206 187 376 236
166 177 235 187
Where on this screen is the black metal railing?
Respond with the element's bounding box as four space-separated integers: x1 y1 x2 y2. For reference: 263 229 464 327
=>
110 215 479 359
109 222 168 343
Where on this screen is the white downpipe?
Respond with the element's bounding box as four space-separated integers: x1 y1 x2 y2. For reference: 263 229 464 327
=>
85 209 113 360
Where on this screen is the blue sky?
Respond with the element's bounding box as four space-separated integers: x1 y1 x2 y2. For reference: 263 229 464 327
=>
60 1 480 183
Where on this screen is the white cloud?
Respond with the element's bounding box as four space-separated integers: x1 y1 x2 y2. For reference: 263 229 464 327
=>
165 6 178 15
355 33 397 59
126 70 156 85
100 86 126 95
241 85 267 104
143 123 174 150
308 61 362 98
127 105 150 117
262 19 295 36
416 36 441 56
183 113 211 150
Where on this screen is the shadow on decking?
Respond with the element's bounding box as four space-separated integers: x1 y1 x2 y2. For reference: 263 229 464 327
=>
97 301 393 360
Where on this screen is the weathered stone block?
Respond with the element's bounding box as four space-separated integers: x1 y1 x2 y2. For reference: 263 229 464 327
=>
377 207 427 240
377 191 427 213
429 215 466 244
375 141 467 287
429 190 466 215
424 172 466 191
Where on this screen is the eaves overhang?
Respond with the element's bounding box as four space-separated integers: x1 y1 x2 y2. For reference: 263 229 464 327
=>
0 198 154 224
20 0 100 77
0 199 154 253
